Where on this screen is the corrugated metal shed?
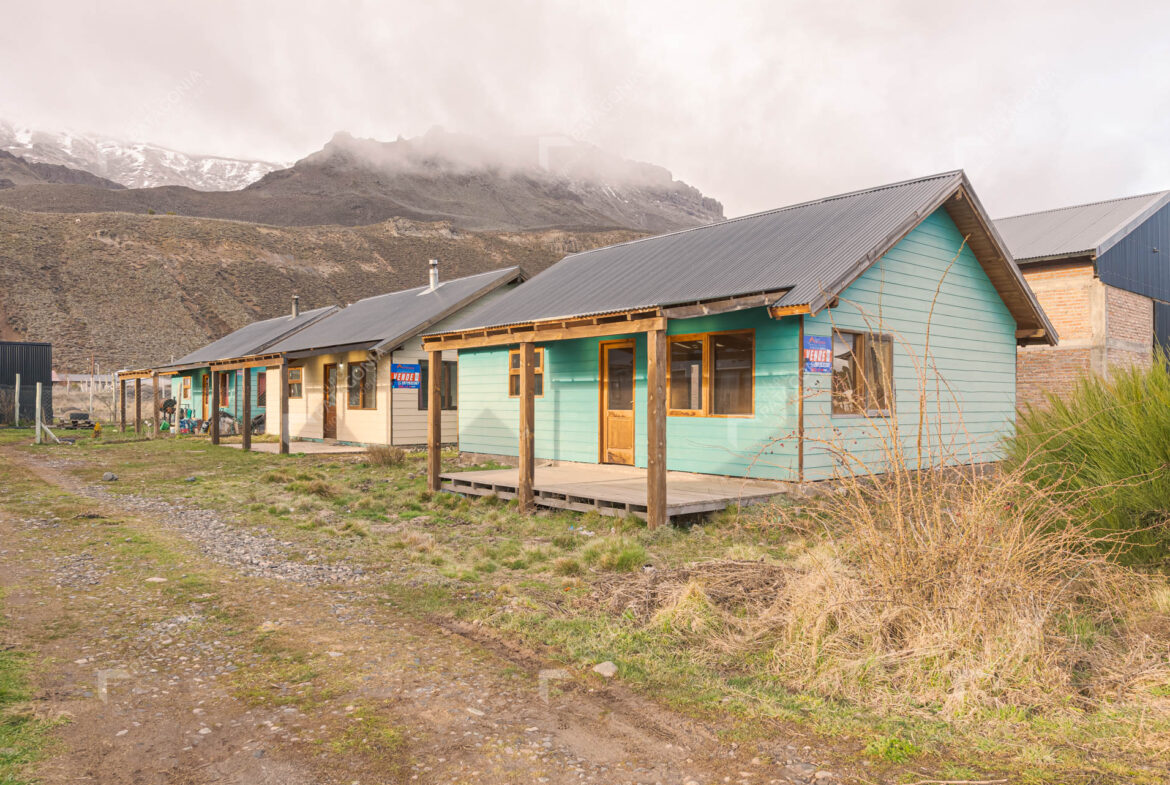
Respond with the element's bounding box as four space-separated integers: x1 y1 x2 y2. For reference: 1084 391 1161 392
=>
267 267 521 357
0 341 52 386
433 171 1046 336
994 191 1170 262
171 305 338 366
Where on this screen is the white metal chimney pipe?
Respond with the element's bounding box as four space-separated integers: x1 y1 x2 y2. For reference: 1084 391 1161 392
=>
292 295 300 318
428 259 439 290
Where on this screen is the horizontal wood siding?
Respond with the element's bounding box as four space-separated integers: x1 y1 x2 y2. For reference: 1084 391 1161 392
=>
179 367 267 421
457 308 800 480
802 207 1017 479
390 341 458 446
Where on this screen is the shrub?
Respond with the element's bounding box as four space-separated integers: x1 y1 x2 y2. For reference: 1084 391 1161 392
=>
1005 356 1170 562
366 445 407 467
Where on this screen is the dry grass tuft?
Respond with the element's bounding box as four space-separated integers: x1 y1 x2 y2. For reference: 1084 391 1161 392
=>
366 445 407 467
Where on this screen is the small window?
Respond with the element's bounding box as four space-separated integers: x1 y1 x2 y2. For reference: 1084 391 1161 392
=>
182 376 191 401
418 360 458 410
832 331 894 416
507 347 544 397
256 372 267 408
347 360 377 409
666 330 754 417
287 366 303 399
668 338 704 413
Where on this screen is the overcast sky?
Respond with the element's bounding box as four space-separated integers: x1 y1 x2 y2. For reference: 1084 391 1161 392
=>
3 0 1169 218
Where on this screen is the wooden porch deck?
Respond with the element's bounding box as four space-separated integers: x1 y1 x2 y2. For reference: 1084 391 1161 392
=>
440 463 789 521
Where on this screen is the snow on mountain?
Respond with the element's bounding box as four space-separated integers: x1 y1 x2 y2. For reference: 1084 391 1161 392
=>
0 120 284 191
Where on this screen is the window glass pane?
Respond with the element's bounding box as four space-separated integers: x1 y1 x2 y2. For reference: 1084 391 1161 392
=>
534 372 543 397
669 339 703 411
605 346 634 411
863 336 893 411
418 360 429 410
257 373 266 408
509 374 520 397
831 333 858 414
347 365 361 407
711 333 752 415
443 361 458 410
363 361 377 407
510 351 520 370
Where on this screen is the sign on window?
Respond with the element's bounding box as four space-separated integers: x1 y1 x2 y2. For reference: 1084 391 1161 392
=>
391 363 421 389
803 335 832 373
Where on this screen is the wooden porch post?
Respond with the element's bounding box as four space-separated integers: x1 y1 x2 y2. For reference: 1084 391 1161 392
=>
427 349 442 491
119 378 126 432
210 370 220 445
518 342 536 514
242 368 252 452
134 378 142 435
151 371 161 438
646 328 667 529
279 360 290 455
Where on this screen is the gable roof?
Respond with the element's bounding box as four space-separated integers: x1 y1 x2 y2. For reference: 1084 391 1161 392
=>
172 305 338 367
267 267 522 358
995 190 1170 263
431 171 1055 344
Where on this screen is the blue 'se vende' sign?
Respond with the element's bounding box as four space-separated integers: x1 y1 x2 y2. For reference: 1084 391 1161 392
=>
391 363 421 389
803 335 832 373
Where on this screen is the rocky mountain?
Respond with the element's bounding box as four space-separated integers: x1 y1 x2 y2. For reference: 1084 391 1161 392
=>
0 206 639 371
0 120 282 190
0 128 724 232
0 150 124 189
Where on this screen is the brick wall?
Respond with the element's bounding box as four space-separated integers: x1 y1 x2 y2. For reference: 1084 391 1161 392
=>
1017 261 1155 408
1021 262 1095 341
1106 285 1153 347
1017 347 1092 408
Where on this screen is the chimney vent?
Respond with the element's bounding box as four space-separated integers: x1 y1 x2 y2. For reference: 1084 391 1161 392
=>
428 259 439 291
292 295 300 318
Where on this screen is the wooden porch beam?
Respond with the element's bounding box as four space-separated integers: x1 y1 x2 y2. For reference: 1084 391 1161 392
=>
646 328 667 529
242 368 252 452
210 370 220 445
134 378 142 435
518 342 536 514
208 355 285 372
151 371 161 438
426 349 442 491
279 359 290 455
767 303 812 319
424 316 667 351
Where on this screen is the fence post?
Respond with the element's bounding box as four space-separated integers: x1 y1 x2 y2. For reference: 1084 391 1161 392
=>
13 373 19 427
34 382 42 444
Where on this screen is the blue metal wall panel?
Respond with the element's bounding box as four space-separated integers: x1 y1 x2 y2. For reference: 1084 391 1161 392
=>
1097 202 1170 302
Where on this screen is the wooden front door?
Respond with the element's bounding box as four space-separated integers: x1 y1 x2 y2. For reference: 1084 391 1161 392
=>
323 363 338 439
201 373 210 420
600 340 636 465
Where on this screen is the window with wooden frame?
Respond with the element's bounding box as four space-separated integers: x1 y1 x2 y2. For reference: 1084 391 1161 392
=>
831 331 894 416
667 330 754 417
287 366 303 398
182 376 191 401
347 360 377 409
256 372 267 408
418 360 458 410
507 347 544 397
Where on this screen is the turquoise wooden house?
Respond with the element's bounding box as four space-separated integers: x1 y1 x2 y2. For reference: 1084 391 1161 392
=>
422 171 1056 526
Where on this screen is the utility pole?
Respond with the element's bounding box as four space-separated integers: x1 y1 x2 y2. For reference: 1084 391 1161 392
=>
34 382 42 444
88 355 95 417
13 373 19 427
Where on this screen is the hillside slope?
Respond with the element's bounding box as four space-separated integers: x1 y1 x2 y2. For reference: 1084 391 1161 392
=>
0 129 723 232
0 150 124 189
0 207 638 371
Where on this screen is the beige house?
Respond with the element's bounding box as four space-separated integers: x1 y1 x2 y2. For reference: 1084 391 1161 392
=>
262 265 522 446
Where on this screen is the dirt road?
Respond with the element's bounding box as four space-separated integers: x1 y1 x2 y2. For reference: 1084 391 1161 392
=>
0 446 845 785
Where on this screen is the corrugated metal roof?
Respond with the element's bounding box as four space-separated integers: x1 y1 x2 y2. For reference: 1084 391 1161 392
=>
994 190 1170 262
267 267 521 356
435 171 970 332
172 305 338 365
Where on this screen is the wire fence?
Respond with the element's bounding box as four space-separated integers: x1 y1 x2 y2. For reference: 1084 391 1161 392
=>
0 383 52 426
